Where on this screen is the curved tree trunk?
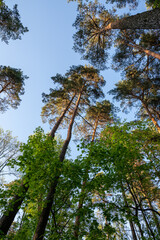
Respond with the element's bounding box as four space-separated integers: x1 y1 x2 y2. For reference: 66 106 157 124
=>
142 102 160 133
91 117 99 142
33 92 82 240
126 42 160 61
50 93 76 138
0 95 75 236
101 9 160 60
0 182 28 236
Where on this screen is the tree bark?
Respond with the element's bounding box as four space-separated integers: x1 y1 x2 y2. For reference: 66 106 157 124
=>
0 81 11 94
142 101 160 133
104 9 160 30
126 182 145 239
127 180 157 240
59 92 82 162
0 94 75 236
50 93 76 138
91 117 99 142
33 178 59 240
137 176 160 235
126 41 160 60
0 182 28 236
74 180 87 239
33 92 82 240
147 199 160 235
120 182 138 240
74 116 99 239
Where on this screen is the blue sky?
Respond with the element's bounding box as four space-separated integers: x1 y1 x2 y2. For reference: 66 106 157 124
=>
0 0 146 144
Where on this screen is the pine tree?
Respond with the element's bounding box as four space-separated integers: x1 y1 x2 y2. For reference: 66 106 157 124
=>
72 1 160 69
0 66 28 112
33 65 105 240
109 67 160 132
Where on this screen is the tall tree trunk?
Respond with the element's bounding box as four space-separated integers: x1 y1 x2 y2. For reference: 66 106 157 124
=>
127 180 156 240
91 117 99 142
121 31 160 60
104 9 160 30
142 101 160 133
33 92 82 240
74 181 87 239
146 199 160 235
126 182 145 239
59 92 82 162
126 41 160 61
137 176 160 235
0 95 75 236
0 182 28 236
50 93 76 138
74 116 99 239
141 205 156 240
120 182 138 240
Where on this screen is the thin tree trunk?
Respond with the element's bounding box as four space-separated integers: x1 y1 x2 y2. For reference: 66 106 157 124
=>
120 182 138 240
136 220 144 240
74 116 99 239
141 205 156 240
74 181 87 239
50 93 76 138
33 92 82 240
142 101 160 133
126 42 160 60
91 117 99 142
119 31 160 61
126 182 145 239
137 176 160 235
147 199 160 234
0 81 11 94
104 9 160 30
0 182 28 236
127 180 156 240
59 92 82 162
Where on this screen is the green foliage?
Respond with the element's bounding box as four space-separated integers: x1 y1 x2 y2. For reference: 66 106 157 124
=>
109 66 160 130
0 66 28 112
0 127 63 238
88 121 160 239
1 0 160 237
72 0 160 69
106 0 160 8
1 121 159 239
146 0 160 8
73 2 115 69
112 29 160 71
75 100 118 140
41 65 105 126
105 0 139 9
16 128 61 188
0 2 28 43
0 127 20 176
86 100 116 122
